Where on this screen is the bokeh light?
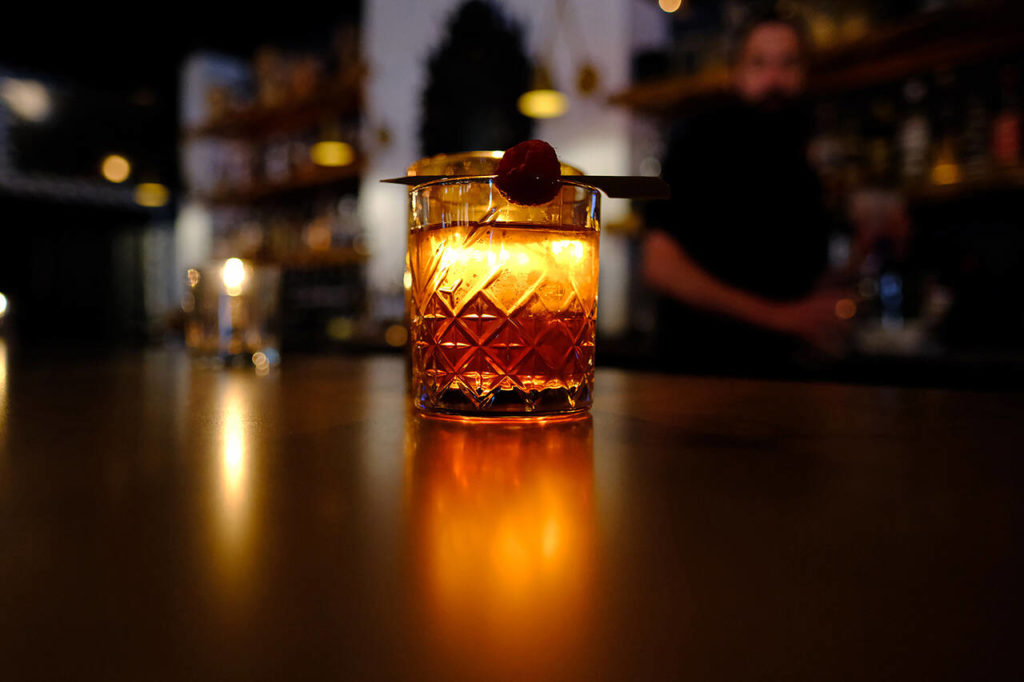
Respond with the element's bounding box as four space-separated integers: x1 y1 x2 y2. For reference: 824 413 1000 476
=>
221 258 247 297
517 89 568 119
310 141 355 167
134 183 170 208
384 324 408 347
0 77 51 122
252 351 270 376
835 298 858 320
100 154 131 183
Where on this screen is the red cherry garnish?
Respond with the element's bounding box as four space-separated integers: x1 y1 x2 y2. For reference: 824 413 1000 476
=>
495 139 562 205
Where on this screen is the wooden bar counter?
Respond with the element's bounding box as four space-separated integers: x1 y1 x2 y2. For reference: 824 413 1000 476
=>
1 348 1021 680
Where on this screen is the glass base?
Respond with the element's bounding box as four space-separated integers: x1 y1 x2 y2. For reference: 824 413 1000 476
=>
417 409 591 424
415 383 592 419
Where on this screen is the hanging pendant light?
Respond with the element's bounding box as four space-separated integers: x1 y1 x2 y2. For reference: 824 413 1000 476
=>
311 120 356 168
517 60 568 120
518 0 601 118
310 140 355 167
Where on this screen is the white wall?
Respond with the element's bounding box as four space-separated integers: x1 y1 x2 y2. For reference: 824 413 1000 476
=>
361 0 638 335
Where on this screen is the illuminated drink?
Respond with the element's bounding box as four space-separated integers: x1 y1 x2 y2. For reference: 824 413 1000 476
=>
407 154 599 417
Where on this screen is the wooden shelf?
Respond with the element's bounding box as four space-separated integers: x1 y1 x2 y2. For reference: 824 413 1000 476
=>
610 3 1024 114
185 85 360 140
195 163 361 204
608 69 731 114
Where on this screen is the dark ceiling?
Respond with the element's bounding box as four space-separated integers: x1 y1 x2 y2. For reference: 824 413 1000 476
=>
0 4 362 94
0 3 363 188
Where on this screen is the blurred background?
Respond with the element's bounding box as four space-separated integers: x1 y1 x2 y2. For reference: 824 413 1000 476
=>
1 0 1022 387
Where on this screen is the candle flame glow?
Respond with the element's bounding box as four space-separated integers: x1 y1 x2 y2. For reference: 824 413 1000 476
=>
221 258 247 297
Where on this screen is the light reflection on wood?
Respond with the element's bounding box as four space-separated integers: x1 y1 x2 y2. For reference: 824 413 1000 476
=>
0 339 7 495
0 338 7 438
407 415 595 677
211 377 254 602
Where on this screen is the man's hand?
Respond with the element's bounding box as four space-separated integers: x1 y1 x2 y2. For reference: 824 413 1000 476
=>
763 290 851 355
643 230 852 356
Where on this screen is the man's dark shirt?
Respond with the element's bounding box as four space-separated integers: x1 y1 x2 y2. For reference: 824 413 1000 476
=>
646 97 831 372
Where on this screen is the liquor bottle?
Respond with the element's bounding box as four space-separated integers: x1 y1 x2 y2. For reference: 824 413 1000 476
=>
991 66 1021 169
865 95 897 185
858 236 905 330
931 137 962 187
930 70 963 187
264 135 291 183
898 79 931 185
962 94 991 182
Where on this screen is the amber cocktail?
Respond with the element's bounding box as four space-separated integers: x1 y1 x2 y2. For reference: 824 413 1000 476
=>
408 170 599 417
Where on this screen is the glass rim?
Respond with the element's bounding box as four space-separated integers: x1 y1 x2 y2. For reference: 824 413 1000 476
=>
407 150 584 177
408 174 600 194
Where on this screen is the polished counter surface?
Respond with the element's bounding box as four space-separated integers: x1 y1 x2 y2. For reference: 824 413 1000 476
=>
1 348 1021 680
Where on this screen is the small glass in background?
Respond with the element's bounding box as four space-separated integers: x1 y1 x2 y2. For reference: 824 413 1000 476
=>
183 259 281 371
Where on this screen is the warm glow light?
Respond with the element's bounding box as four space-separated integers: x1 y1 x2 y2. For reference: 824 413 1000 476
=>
0 77 51 122
0 340 7 393
304 219 332 251
0 292 7 318
931 162 962 186
408 417 595 672
187 268 200 288
221 258 247 297
213 380 253 596
835 298 857 320
517 89 568 119
384 324 408 348
409 221 599 410
310 140 355 167
931 141 962 186
659 0 683 13
100 154 131 183
222 393 246 509
437 237 587 273
550 239 585 262
403 270 413 291
252 351 270 376
134 182 170 207
0 338 7 446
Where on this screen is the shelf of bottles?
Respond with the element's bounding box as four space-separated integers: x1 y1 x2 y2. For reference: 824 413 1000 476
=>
809 61 1023 204
183 34 364 210
181 25 376 353
810 56 1024 357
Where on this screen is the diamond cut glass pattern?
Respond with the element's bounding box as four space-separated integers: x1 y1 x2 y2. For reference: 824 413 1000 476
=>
408 177 599 416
